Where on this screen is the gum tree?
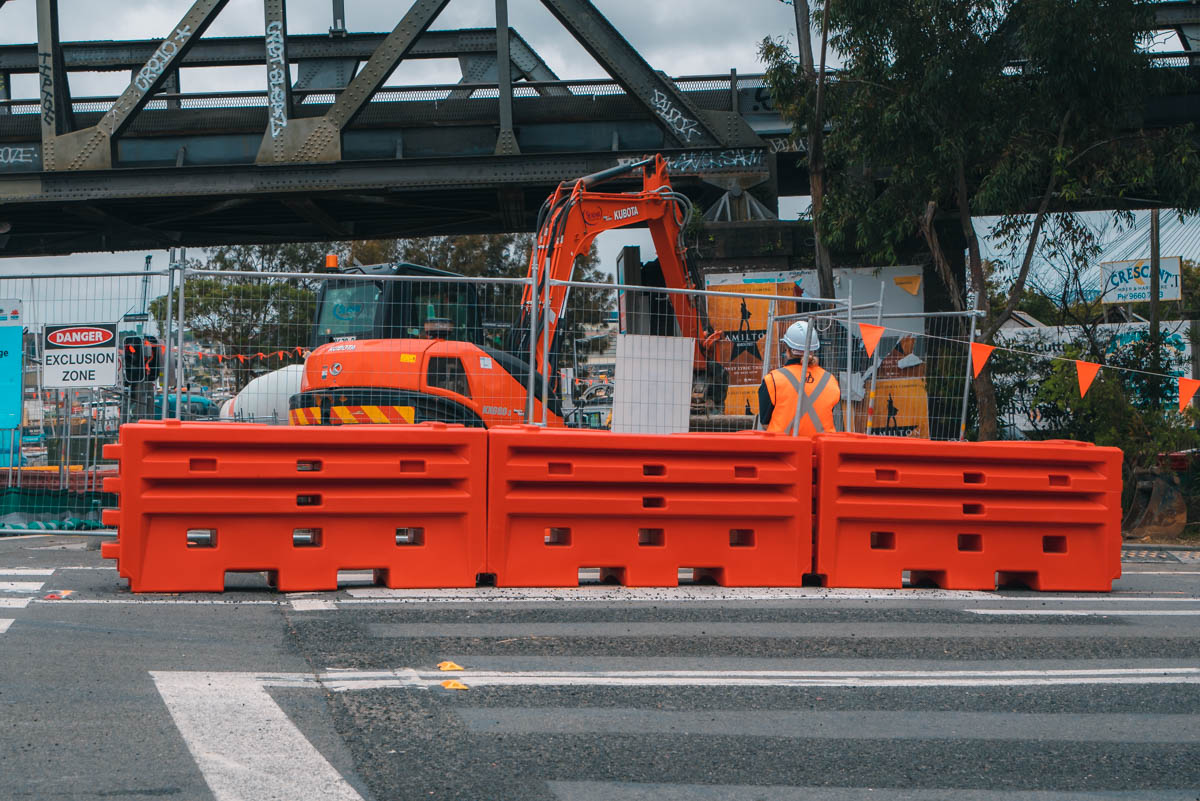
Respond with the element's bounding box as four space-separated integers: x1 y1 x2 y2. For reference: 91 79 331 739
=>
763 0 1200 437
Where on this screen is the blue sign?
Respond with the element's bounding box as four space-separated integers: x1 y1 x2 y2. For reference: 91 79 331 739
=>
0 326 21 429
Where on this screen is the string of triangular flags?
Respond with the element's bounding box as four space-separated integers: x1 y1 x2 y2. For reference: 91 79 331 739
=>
855 322 1200 413
125 343 312 364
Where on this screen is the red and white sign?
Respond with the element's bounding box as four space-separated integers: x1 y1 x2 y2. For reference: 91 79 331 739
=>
44 322 118 388
47 326 115 347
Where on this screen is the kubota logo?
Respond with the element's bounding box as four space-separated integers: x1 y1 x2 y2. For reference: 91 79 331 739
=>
583 208 602 225
48 326 114 347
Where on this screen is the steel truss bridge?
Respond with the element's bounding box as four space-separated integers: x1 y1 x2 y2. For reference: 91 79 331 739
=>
0 0 1197 257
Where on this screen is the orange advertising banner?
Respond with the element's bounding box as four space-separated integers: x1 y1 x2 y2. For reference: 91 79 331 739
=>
707 282 797 390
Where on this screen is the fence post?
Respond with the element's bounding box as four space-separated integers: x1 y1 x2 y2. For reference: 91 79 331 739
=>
525 274 538 423
959 306 978 441
161 265 174 420
6 428 13 487
541 273 552 426
175 265 187 420
755 298 778 431
844 283 853 433
61 390 73 490
864 284 884 435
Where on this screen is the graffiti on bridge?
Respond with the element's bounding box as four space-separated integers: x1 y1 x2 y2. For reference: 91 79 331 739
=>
619 149 767 174
0 146 39 170
266 21 288 137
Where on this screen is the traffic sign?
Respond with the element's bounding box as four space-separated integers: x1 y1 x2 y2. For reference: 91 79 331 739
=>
43 323 119 388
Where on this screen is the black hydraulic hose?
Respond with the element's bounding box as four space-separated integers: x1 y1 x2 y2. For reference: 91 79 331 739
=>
572 157 655 190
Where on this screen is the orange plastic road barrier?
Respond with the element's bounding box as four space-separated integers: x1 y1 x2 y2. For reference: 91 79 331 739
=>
813 434 1122 591
100 420 486 592
487 426 813 587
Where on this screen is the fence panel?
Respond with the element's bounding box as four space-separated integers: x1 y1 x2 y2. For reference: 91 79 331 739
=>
0 270 172 530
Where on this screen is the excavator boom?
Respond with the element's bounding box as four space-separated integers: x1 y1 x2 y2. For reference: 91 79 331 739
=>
513 155 714 379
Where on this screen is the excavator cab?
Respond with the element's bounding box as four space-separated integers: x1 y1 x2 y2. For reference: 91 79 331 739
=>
312 262 483 348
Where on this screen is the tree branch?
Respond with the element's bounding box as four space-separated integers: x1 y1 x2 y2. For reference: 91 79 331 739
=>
984 111 1072 341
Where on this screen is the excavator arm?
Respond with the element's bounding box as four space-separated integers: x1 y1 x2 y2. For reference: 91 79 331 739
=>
512 155 717 380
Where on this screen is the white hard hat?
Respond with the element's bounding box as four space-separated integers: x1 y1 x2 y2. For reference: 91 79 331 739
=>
782 320 819 352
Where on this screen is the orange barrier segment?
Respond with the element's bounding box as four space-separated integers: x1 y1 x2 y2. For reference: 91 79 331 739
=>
486 425 813 587
100 420 486 592
812 435 1123 591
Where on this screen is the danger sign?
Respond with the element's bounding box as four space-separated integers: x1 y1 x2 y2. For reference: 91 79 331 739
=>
44 323 118 388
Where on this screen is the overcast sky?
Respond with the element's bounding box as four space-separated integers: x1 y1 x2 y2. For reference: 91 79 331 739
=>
0 0 806 289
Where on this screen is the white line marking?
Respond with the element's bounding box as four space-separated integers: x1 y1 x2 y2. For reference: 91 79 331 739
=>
32 599 280 606
465 707 1200 742
1124 571 1200 575
291 599 337 612
0 619 12 635
0 581 43 593
0 598 31 609
151 671 364 801
968 609 1200 617
0 568 55 576
312 666 1200 692
339 587 1200 605
345 587 1007 602
549 781 1200 801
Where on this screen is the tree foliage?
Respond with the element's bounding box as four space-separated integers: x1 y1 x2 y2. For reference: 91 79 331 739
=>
762 0 1200 438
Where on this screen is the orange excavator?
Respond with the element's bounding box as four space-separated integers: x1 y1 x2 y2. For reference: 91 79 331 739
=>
290 155 726 428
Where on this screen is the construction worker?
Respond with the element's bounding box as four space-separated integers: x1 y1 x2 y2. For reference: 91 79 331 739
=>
758 320 841 435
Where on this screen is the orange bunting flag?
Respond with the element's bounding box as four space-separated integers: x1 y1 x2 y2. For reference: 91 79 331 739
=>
858 323 885 357
1179 377 1200 412
216 354 224 364
969 342 995 378
294 346 304 355
254 352 266 360
274 350 286 359
236 354 246 363
1076 360 1101 397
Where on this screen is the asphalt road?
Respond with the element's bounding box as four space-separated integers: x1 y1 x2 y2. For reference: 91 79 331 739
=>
1 534 1198 801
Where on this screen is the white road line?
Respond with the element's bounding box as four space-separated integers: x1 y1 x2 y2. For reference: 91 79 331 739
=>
0 619 12 635
151 671 365 801
968 609 1200 617
290 599 337 612
549 781 1200 801
0 598 31 609
0 581 43 593
0 568 55 576
343 587 1200 604
32 599 280 605
312 666 1200 692
1124 570 1200 575
462 708 1200 742
345 587 1007 602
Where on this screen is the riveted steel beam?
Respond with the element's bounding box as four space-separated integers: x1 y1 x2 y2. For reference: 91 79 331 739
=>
42 0 230 171
257 0 452 164
538 0 758 148
494 0 520 155
0 29 554 73
35 0 74 167
260 0 293 162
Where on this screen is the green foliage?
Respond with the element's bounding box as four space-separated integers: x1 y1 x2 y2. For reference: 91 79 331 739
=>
982 328 1199 503
351 233 534 279
762 0 1200 438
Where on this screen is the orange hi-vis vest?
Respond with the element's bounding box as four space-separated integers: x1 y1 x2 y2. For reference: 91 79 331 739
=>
765 363 840 435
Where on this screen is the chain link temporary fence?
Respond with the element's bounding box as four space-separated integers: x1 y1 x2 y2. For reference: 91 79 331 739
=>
4 265 989 527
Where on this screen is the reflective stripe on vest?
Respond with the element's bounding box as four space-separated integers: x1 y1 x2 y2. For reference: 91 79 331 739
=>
777 367 832 434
